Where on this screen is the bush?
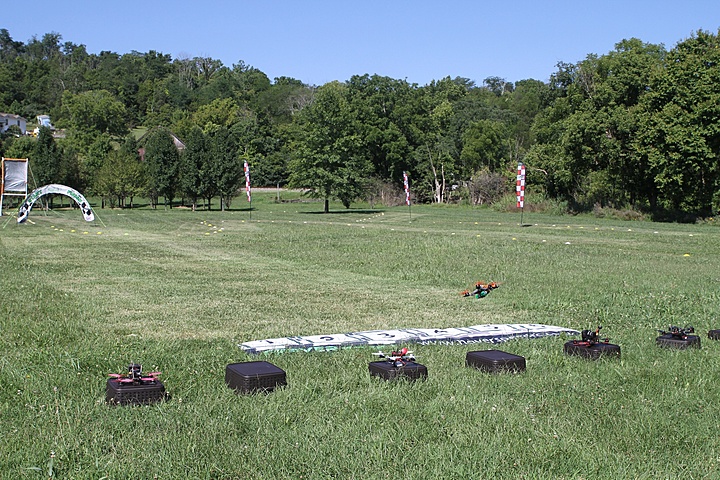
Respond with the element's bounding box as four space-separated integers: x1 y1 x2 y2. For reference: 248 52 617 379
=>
592 203 647 221
467 170 506 206
366 178 406 207
492 192 569 215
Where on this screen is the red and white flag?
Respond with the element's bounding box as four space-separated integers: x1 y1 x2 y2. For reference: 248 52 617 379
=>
516 163 526 209
403 171 411 206
244 160 251 202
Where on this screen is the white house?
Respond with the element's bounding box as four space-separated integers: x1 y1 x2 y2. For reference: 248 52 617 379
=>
0 113 27 135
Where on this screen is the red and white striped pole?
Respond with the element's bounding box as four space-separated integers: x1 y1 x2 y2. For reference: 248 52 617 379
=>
244 160 252 220
403 171 411 220
516 162 526 225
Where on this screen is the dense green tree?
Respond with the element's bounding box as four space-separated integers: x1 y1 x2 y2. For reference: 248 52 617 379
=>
256 77 314 125
0 29 24 62
460 119 508 174
143 128 179 208
95 145 145 208
193 98 240 131
288 81 372 211
56 140 84 192
32 126 60 186
409 77 469 203
637 30 720 215
82 133 114 191
345 74 417 182
61 89 128 142
527 39 666 210
3 135 36 159
207 126 242 211
3 27 720 216
179 126 211 210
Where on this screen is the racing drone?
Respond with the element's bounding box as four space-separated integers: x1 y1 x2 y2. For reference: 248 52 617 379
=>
571 326 610 347
373 347 416 367
658 325 695 340
108 363 161 386
461 281 500 299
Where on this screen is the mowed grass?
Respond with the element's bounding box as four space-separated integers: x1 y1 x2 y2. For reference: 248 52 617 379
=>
1 193 719 479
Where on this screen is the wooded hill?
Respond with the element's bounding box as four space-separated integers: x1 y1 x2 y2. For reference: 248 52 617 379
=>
1 28 719 217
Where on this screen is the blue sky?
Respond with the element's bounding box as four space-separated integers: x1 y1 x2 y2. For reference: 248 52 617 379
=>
4 1 719 86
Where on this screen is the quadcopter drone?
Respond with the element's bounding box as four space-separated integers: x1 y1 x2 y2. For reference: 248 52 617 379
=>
461 281 500 299
658 325 695 340
373 347 416 367
571 326 610 347
108 363 161 386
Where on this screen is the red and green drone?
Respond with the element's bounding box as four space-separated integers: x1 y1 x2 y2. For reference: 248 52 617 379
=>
461 281 500 299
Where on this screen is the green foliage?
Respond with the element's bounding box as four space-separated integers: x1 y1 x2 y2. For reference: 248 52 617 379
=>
1 28 720 217
208 125 242 210
289 81 372 211
61 89 128 140
2 134 35 159
80 133 115 196
95 136 146 208
178 126 211 209
143 128 179 208
637 30 720 216
32 126 60 185
460 119 508 173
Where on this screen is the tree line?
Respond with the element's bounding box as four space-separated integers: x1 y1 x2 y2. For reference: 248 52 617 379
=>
1 28 719 217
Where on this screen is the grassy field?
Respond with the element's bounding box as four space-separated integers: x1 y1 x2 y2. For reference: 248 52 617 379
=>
1 192 719 479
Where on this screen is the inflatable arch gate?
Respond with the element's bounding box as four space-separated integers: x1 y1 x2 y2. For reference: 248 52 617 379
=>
17 184 94 223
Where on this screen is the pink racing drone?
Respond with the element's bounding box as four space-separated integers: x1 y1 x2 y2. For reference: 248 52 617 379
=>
373 347 416 367
108 363 161 385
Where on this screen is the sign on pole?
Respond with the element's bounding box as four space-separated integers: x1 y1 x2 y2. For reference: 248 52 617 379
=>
1 157 29 216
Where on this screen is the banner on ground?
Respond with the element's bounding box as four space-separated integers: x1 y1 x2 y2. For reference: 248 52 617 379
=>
239 323 579 354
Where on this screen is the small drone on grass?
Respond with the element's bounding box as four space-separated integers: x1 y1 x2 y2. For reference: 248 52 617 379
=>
461 281 500 299
571 326 610 347
108 363 161 385
658 325 695 340
373 347 416 367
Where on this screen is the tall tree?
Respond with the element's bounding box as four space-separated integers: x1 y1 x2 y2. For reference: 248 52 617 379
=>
61 89 128 144
179 126 210 210
32 126 60 186
208 125 242 211
636 30 720 215
143 128 179 208
288 81 372 212
527 39 666 210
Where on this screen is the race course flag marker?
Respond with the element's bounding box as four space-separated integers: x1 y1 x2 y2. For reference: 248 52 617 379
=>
516 162 526 226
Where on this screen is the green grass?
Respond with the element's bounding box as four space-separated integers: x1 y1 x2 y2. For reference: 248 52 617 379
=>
1 194 720 479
